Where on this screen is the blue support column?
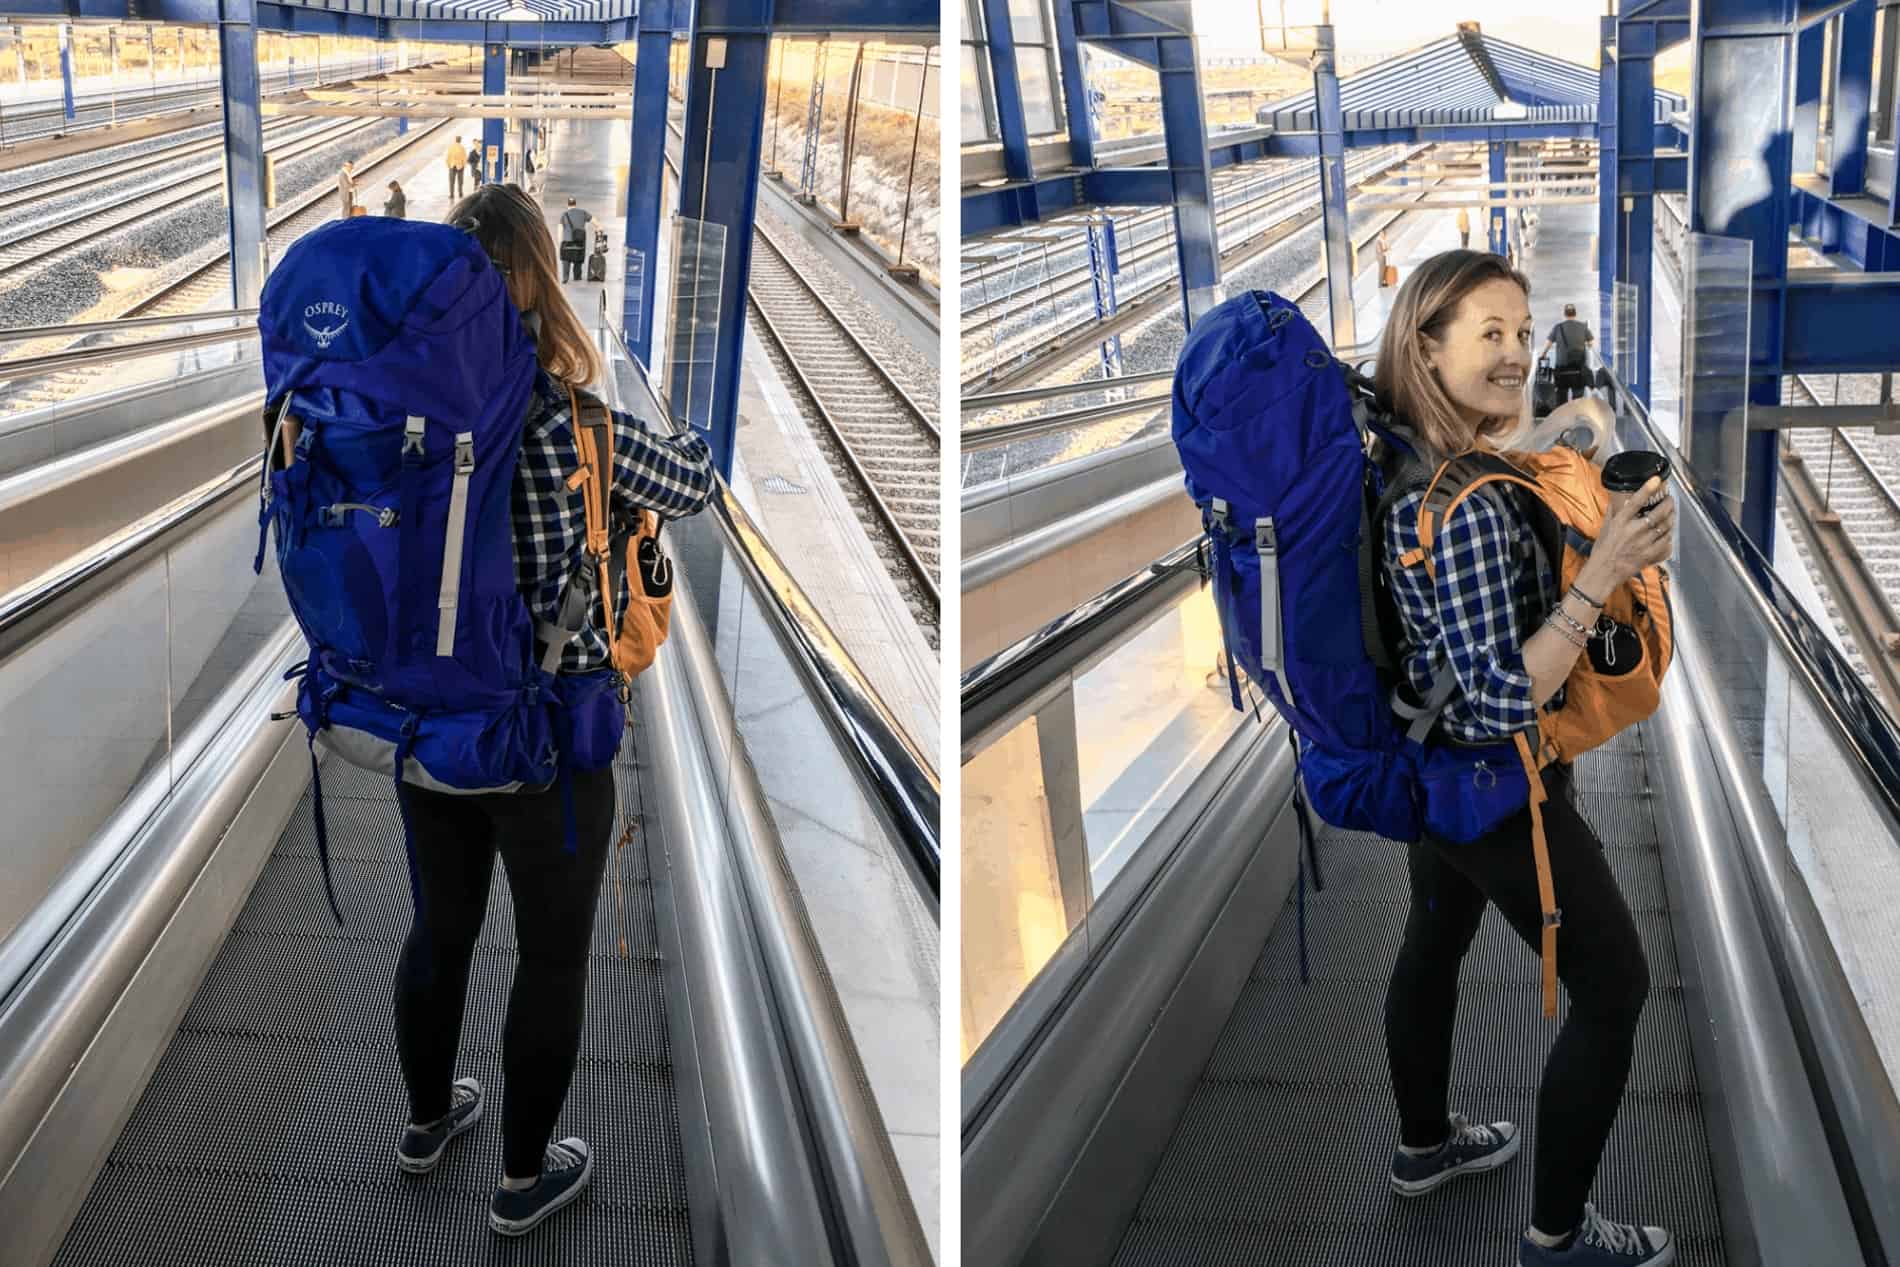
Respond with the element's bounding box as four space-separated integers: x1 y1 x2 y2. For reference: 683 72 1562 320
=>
1689 0 1793 556
673 5 771 480
1086 217 1123 376
1158 32 1219 324
482 43 505 184
625 27 671 368
978 0 1035 185
1617 18 1657 409
1053 0 1095 169
1793 21 1822 177
1488 141 1508 254
1313 25 1352 346
1829 0 1875 197
1599 16 1619 354
218 0 269 307
58 24 75 121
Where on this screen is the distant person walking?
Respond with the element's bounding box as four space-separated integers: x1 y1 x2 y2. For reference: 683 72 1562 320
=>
384 180 407 219
1376 228 1392 287
559 198 593 284
446 136 467 199
471 146 487 187
1543 303 1596 405
1456 206 1471 250
338 161 357 218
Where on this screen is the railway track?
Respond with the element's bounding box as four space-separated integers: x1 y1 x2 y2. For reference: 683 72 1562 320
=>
0 116 314 217
0 117 376 280
0 117 453 413
746 220 940 646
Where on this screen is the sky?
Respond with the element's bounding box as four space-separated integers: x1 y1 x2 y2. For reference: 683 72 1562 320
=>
1190 0 1607 67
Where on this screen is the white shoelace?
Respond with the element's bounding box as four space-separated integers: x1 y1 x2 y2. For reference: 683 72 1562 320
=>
545 1142 584 1172
1447 1112 1496 1149
1577 1204 1642 1254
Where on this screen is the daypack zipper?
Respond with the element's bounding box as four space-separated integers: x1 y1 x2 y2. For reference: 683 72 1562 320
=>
323 502 399 528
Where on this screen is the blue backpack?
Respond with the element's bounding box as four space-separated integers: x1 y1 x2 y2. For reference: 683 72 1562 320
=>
1173 293 1552 953
256 218 607 929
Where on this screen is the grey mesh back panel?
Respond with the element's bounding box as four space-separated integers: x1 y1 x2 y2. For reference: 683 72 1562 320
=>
1113 727 1727 1267
53 718 693 1266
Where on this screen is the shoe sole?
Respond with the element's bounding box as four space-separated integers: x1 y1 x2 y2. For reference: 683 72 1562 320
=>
395 1098 484 1175
489 1152 594 1237
1390 1130 1522 1197
1518 1242 1675 1267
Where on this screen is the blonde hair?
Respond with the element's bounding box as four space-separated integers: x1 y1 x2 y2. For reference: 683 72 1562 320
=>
447 183 601 389
1373 249 1531 460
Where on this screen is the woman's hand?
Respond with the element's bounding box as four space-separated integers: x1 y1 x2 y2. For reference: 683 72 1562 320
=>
1584 475 1675 590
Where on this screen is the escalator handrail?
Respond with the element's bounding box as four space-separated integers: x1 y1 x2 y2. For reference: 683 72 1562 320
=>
0 308 257 346
960 538 1203 760
0 455 261 665
1604 363 1900 834
595 300 941 904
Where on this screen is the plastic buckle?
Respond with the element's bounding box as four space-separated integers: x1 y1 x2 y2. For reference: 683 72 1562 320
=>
454 437 475 474
1255 521 1277 553
402 417 427 459
1543 908 1563 929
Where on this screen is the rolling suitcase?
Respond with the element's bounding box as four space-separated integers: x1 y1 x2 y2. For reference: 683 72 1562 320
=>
1531 361 1558 418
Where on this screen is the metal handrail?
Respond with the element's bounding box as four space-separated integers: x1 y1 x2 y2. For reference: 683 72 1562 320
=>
594 299 941 904
0 456 261 663
962 369 1174 410
0 309 257 345
961 539 1204 760
960 393 1172 452
0 327 256 387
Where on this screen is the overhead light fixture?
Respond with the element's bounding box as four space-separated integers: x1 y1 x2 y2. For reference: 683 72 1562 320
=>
499 5 540 18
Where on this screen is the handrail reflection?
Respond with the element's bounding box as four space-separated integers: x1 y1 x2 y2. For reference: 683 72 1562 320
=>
593 295 940 905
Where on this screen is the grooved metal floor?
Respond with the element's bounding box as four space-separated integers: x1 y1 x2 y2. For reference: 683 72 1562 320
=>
53 713 694 1267
1114 728 1727 1267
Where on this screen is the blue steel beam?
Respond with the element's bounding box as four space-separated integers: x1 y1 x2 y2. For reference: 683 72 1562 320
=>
1599 16 1618 359
672 0 771 480
58 24 75 120
480 45 505 182
1488 141 1507 253
1315 24 1355 348
1829 0 1874 196
977 0 1036 194
625 28 670 368
1617 13 1657 408
1689 0 1795 555
963 176 1082 234
1053 0 1095 169
1794 20 1823 174
1781 272 1900 368
219 0 269 309
1792 185 1900 268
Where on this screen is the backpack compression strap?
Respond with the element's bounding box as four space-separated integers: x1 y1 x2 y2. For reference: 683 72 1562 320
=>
1402 456 1565 1017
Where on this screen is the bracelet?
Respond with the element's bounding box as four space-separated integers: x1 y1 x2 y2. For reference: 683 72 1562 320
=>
1549 606 1593 640
1544 615 1590 650
1567 582 1605 609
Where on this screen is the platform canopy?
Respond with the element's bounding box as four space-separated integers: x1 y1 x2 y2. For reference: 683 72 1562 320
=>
1255 24 1686 132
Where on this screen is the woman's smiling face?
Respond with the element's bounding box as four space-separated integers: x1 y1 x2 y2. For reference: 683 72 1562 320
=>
1422 276 1533 429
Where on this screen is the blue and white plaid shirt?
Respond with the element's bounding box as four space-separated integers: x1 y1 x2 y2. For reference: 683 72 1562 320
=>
1384 483 1554 743
513 368 714 673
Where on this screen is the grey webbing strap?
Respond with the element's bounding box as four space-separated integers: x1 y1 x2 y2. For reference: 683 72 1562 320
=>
1256 517 1296 710
435 431 476 656
1357 495 1390 670
1392 668 1462 744
540 552 597 673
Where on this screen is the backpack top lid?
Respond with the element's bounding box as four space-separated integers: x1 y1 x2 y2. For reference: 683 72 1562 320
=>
1172 289 1361 515
260 218 530 424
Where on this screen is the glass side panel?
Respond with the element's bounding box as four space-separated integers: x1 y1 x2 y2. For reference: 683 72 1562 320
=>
666 216 726 435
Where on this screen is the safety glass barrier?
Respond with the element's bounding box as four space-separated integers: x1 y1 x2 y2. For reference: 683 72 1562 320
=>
961 578 1251 1061
597 324 939 1240
1611 375 1900 1106
665 216 726 435
1678 232 1752 521
0 464 290 987
0 320 256 428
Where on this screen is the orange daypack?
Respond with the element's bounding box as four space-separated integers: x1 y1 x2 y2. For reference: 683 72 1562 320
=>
565 386 674 683
1397 445 1674 1014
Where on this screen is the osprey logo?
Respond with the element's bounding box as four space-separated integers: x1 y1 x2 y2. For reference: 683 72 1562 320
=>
303 300 351 350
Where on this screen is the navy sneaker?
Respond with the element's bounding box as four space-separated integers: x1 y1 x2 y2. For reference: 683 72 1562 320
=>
489 1137 594 1237
396 1077 483 1174
1519 1203 1675 1267
1389 1111 1521 1196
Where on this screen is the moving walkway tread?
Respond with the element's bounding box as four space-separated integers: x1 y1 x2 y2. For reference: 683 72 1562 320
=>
51 718 694 1266
1112 728 1727 1267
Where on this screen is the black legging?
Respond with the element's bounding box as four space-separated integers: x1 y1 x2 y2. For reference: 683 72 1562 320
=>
393 766 616 1179
1384 763 1650 1236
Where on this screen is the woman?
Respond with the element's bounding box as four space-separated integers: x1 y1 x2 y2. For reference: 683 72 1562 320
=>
383 179 406 219
1374 251 1678 1267
390 182 713 1238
